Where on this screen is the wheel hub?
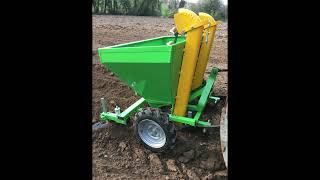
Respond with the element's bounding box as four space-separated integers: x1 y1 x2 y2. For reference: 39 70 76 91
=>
138 119 166 148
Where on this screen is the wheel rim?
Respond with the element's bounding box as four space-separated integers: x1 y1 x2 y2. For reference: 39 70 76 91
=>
220 100 228 168
138 119 166 148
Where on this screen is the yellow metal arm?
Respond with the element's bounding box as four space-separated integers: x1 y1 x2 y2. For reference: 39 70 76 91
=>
192 12 217 90
173 9 204 116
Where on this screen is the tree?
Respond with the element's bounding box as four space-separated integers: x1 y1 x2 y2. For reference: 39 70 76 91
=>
120 0 131 14
92 0 100 14
178 0 186 8
136 0 160 16
104 0 109 14
197 0 227 21
91 0 227 21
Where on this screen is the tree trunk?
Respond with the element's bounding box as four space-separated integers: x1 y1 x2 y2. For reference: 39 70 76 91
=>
104 0 108 14
134 0 137 8
96 0 100 14
113 0 117 14
93 0 99 13
92 0 96 13
138 0 147 15
131 0 137 15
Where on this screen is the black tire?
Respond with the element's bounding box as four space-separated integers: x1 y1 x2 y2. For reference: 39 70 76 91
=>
133 107 176 153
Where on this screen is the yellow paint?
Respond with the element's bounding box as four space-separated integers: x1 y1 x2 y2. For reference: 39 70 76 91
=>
173 9 204 34
192 12 217 90
173 9 204 116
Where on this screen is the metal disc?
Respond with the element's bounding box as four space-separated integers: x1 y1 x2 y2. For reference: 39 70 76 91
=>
138 119 166 148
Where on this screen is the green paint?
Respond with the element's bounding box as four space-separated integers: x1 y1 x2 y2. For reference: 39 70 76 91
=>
169 68 219 127
196 68 219 112
118 98 146 118
98 36 186 107
169 114 195 126
98 36 220 128
197 120 212 127
189 86 204 102
100 112 127 125
187 105 198 111
100 98 146 125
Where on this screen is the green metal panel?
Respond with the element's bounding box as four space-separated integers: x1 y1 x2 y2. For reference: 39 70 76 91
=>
118 98 146 119
98 36 185 107
100 98 146 124
169 114 214 127
187 105 198 111
189 86 204 102
197 68 219 112
197 120 212 127
100 112 126 125
169 114 196 126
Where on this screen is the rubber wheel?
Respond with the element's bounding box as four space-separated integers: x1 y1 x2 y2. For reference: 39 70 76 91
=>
220 99 228 168
134 108 176 153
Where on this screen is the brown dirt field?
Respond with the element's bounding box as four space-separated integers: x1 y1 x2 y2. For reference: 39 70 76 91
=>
92 15 228 180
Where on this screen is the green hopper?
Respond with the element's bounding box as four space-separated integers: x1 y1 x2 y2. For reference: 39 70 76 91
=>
98 35 220 153
99 36 186 108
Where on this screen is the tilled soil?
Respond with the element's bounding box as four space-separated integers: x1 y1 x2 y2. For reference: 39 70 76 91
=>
92 15 228 180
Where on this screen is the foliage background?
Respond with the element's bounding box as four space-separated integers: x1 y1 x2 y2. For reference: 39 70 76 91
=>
92 0 227 21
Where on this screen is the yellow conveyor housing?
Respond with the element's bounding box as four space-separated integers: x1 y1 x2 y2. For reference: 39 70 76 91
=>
173 9 217 117
192 13 217 90
173 9 204 116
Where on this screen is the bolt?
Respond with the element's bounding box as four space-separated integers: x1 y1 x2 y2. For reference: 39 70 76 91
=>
203 128 207 133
